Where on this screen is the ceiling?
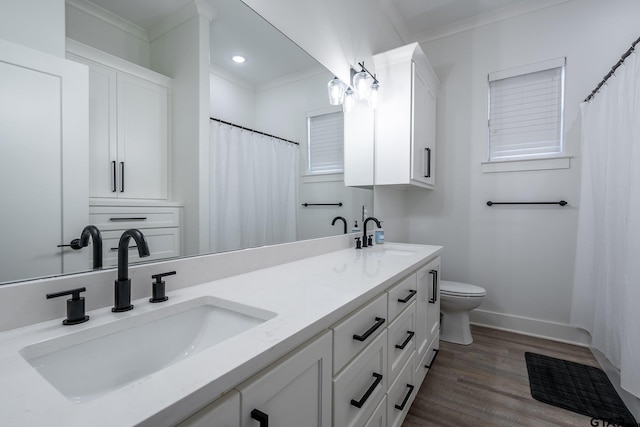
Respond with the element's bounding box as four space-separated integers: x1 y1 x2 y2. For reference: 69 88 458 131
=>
83 0 566 87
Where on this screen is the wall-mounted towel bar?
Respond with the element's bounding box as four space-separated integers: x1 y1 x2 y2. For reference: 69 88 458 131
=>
487 200 567 206
301 203 343 207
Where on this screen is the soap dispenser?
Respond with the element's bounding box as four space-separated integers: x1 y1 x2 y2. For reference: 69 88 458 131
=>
375 222 384 244
351 220 360 233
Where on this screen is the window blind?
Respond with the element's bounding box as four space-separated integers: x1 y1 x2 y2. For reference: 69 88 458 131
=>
307 111 344 174
488 65 564 160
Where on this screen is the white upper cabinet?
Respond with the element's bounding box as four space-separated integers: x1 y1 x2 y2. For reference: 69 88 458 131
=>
67 40 171 201
373 43 439 189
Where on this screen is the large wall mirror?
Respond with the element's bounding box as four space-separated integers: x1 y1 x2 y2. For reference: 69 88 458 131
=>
0 0 372 286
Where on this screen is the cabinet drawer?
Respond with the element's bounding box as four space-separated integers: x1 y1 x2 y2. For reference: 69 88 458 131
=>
387 300 416 384
333 330 387 427
387 273 417 322
89 205 180 230
387 351 417 427
333 294 387 375
102 228 180 267
364 395 386 427
414 332 439 387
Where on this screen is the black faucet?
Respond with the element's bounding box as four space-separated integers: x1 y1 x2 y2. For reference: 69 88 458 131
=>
362 217 381 248
79 225 103 270
331 216 347 234
112 229 150 312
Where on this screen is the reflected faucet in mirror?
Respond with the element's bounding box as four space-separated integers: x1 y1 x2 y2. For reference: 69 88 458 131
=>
57 225 103 270
362 217 382 248
332 216 348 234
113 229 150 313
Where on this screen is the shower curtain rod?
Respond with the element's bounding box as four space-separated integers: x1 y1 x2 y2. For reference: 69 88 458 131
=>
584 35 640 102
210 117 299 145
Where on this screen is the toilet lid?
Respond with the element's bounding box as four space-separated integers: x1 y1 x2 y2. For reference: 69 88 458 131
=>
440 280 486 297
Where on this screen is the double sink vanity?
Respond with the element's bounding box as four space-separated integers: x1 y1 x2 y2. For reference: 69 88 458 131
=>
0 237 442 426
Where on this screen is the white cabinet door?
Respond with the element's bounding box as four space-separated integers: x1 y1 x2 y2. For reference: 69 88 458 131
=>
177 391 240 427
0 39 89 282
410 62 436 187
416 257 441 360
238 331 332 427
117 73 168 200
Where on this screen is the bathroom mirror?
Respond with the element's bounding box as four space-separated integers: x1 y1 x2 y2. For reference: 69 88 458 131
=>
0 0 373 286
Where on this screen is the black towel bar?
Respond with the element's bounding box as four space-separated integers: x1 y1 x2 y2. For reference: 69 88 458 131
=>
487 201 567 206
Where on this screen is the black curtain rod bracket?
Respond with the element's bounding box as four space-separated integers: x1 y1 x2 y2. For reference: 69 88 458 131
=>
487 201 568 207
301 203 343 207
584 35 640 102
210 117 299 145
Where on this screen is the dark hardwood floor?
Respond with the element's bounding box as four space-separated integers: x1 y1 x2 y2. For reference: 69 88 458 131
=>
404 325 600 427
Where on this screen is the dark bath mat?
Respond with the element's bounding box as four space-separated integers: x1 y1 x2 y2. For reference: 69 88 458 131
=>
525 352 637 426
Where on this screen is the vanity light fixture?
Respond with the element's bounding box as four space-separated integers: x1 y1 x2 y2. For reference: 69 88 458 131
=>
327 76 345 105
353 62 380 108
343 87 355 113
232 55 246 64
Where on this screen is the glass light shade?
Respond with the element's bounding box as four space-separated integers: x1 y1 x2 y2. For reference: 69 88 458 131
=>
352 70 370 99
327 77 345 105
343 88 355 113
368 82 380 108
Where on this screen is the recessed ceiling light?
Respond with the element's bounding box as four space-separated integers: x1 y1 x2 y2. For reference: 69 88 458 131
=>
232 55 246 64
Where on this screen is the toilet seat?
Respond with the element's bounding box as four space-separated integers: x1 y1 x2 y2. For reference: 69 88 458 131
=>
440 280 486 297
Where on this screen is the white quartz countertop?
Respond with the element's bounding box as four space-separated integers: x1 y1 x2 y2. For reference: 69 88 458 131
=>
0 243 441 426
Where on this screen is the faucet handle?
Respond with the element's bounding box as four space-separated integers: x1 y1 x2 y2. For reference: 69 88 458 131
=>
57 238 83 250
150 271 176 303
46 287 90 325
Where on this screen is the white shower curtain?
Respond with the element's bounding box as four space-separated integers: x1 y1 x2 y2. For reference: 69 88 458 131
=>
209 122 298 253
572 51 640 398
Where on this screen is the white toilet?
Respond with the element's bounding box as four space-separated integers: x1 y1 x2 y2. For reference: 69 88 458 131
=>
440 280 486 345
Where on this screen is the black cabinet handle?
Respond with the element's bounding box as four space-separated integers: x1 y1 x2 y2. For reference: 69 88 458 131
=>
120 161 125 192
353 317 385 342
350 373 383 408
424 147 432 178
250 409 268 426
395 384 415 411
111 161 117 192
429 269 438 303
395 331 415 350
110 245 137 251
397 289 417 303
425 348 440 369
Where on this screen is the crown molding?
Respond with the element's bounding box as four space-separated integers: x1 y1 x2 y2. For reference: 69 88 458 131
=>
148 0 217 42
66 0 149 42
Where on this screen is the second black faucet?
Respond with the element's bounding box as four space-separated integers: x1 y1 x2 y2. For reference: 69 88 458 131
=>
112 229 150 312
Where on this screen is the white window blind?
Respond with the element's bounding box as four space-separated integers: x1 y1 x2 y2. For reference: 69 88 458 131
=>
307 111 344 174
488 61 564 161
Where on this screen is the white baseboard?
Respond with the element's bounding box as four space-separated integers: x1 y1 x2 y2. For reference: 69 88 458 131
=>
469 309 591 346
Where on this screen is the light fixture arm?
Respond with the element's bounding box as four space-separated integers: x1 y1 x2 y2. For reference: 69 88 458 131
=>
357 62 379 84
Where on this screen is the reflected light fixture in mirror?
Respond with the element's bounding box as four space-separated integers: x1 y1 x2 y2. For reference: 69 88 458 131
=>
327 76 345 105
343 87 355 113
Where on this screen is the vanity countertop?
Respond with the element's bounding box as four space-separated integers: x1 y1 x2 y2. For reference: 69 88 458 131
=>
0 242 441 426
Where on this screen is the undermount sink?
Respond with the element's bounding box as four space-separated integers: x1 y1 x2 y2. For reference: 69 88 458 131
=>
370 243 421 256
19 296 276 404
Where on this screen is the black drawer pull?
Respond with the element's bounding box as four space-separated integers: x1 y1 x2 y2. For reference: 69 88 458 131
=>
109 217 148 221
350 373 383 408
353 317 385 342
250 409 268 426
425 348 440 369
395 384 415 411
395 331 415 350
110 245 137 251
397 289 417 303
428 269 438 303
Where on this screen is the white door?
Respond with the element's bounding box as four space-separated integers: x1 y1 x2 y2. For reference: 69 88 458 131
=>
0 40 89 282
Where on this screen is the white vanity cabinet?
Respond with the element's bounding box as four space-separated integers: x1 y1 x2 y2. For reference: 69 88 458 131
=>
415 257 441 384
372 43 439 190
178 331 332 427
67 40 171 201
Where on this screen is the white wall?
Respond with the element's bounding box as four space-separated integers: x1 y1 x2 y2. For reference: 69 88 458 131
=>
0 0 65 57
209 68 256 127
65 2 151 67
404 0 640 342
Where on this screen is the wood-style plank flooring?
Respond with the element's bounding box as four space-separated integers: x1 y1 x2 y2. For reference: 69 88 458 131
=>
404 325 600 426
